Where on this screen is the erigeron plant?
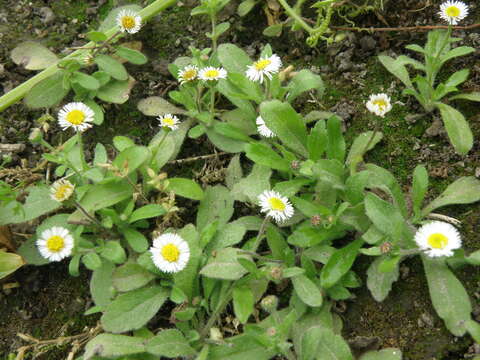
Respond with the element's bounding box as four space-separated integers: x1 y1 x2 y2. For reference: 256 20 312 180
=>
379 0 480 155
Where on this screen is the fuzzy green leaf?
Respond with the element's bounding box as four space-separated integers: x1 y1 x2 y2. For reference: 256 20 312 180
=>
367 256 400 302
112 263 155 292
422 256 471 336
84 334 145 359
95 54 128 81
437 103 473 155
292 274 323 307
166 178 204 200
233 285 255 323
101 286 169 333
11 41 58 70
146 329 196 357
0 251 24 279
421 176 480 216
320 238 363 288
24 71 69 109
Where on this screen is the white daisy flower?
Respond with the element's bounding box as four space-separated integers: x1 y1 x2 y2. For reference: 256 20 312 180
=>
37 226 74 262
150 233 190 273
246 54 282 83
50 179 75 202
258 190 294 223
116 9 142 34
414 221 461 258
439 1 469 25
198 67 227 81
58 102 94 132
366 93 392 117
158 113 180 131
178 65 199 84
256 116 275 138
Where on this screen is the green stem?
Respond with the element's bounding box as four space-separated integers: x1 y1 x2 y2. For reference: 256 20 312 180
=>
251 217 270 253
428 25 452 86
210 13 218 52
77 132 88 171
0 0 178 112
277 0 314 33
200 283 235 339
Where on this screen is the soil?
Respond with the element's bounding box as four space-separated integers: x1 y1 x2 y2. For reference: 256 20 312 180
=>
0 0 480 359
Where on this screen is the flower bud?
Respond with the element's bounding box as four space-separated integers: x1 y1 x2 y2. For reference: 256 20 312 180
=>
266 326 277 337
269 266 283 281
261 295 278 313
380 242 392 254
29 128 43 144
311 215 321 226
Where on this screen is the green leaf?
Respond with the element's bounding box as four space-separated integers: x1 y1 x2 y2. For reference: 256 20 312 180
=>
95 54 128 81
84 100 104 125
208 334 276 360
326 115 346 163
245 143 290 172
213 121 252 143
90 260 116 307
346 131 383 165
364 193 406 242
206 127 246 153
378 55 413 88
422 256 471 336
292 274 323 307
445 69 469 87
123 228 149 253
129 204 166 223
233 285 255 323
450 92 480 102
24 71 69 109
359 348 402 360
200 247 247 280
166 178 204 200
112 263 155 292
412 165 428 218
71 71 100 90
320 238 363 288
100 241 127 264
286 69 324 102
226 154 243 190
101 286 169 333
77 180 132 213
260 100 308 157
422 176 480 216
238 0 258 16
86 31 108 42
0 251 24 279
367 256 400 302
437 103 473 155
196 185 234 231
214 22 230 38
97 77 136 104
231 164 271 203
465 320 480 344
263 24 283 37
307 119 327 161
217 43 252 73
0 185 61 226
113 146 150 175
137 96 185 116
316 326 354 360
11 41 58 70
208 222 247 251
440 46 475 65
82 252 103 271
84 334 145 359
113 136 135 151
116 46 148 65
146 329 196 357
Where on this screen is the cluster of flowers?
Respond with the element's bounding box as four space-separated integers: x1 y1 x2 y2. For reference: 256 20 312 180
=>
35 0 469 274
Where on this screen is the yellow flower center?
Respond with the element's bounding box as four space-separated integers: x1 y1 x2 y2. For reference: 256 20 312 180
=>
204 69 220 79
182 69 197 81
161 243 180 262
46 235 65 252
255 59 272 71
268 197 286 211
55 184 73 200
121 16 136 29
427 233 449 249
162 117 175 127
446 6 460 17
66 110 86 125
373 99 388 110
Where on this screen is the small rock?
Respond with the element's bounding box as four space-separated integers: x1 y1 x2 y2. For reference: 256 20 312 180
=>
359 36 376 51
419 312 435 327
38 7 55 24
